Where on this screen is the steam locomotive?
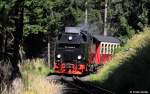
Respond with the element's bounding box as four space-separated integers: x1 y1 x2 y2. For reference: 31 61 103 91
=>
52 27 120 75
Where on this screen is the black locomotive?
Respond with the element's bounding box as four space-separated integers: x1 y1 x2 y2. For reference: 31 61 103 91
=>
54 27 94 75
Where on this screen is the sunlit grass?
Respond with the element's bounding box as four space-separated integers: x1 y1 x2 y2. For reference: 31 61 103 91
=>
24 76 63 94
21 59 50 76
21 59 63 94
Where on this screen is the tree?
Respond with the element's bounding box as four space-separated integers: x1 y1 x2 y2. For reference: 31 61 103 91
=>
0 0 24 89
108 0 150 42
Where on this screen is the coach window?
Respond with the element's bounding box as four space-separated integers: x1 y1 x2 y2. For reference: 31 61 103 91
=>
102 43 105 54
104 44 108 54
108 44 111 54
111 45 113 54
104 43 106 54
107 44 109 54
113 44 115 54
106 44 108 54
101 44 104 54
102 43 104 54
110 44 112 54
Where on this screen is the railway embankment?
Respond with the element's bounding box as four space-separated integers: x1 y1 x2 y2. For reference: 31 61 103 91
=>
90 27 150 93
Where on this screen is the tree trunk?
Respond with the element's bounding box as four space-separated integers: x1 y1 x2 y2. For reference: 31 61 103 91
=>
11 1 24 79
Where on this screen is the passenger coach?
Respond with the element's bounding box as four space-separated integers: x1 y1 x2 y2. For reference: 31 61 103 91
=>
93 35 120 65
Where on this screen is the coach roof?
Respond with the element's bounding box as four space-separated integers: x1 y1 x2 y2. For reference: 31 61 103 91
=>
93 35 120 43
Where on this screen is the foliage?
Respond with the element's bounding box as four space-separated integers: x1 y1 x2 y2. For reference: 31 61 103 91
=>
1 0 150 37
108 0 150 42
23 0 102 36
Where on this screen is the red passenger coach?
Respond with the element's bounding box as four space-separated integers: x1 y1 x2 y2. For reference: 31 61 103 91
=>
93 35 120 65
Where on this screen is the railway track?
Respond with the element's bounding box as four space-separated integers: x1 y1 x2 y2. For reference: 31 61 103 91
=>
61 76 115 94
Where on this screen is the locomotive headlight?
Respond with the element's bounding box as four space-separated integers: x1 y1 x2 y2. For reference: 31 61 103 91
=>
57 54 61 58
68 36 73 40
77 55 82 60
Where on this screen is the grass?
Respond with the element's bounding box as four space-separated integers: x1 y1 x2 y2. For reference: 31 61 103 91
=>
23 76 63 94
21 59 50 76
21 59 63 94
0 78 23 94
1 59 63 94
90 27 150 93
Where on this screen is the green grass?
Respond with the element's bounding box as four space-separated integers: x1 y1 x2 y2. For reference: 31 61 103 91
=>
21 59 50 76
21 59 50 87
90 27 150 93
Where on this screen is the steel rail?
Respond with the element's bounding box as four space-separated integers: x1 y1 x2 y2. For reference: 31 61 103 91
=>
73 76 115 94
61 76 115 94
61 77 91 94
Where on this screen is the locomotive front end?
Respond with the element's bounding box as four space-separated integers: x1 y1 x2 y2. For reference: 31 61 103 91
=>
54 27 88 75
